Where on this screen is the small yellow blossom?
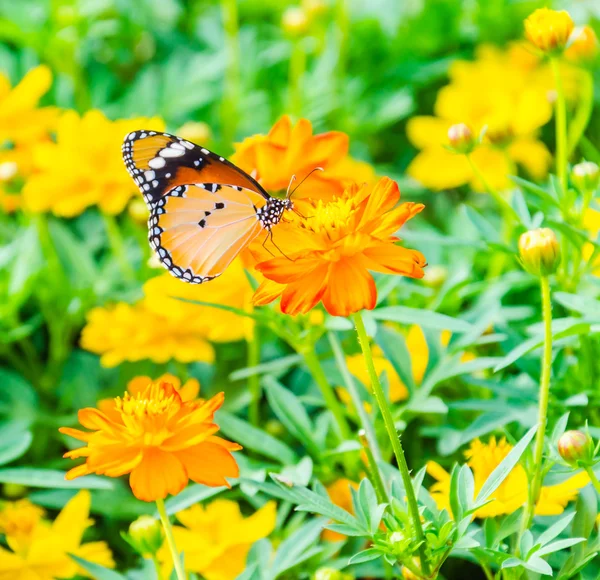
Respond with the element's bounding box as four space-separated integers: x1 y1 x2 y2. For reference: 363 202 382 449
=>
524 8 575 53
566 26 598 61
0 65 58 146
0 491 114 580
23 110 164 216
427 437 589 518
159 500 276 580
407 44 553 191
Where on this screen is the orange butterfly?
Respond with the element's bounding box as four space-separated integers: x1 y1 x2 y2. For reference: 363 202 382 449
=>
122 130 293 283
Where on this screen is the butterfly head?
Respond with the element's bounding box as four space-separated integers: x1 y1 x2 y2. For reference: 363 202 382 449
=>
258 197 294 230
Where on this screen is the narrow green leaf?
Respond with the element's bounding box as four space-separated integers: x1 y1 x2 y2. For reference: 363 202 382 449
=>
371 306 472 332
69 555 126 580
0 468 113 490
475 426 537 505
162 483 231 516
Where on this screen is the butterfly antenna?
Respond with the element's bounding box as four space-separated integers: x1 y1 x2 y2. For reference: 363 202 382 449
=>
286 175 297 199
289 167 324 198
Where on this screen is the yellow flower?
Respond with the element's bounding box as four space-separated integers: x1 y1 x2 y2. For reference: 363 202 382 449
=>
565 25 598 61
582 208 600 274
0 491 114 580
81 257 255 366
159 500 276 580
0 65 58 146
407 43 552 191
23 110 164 216
427 437 589 518
60 380 241 502
524 8 574 53
81 300 215 367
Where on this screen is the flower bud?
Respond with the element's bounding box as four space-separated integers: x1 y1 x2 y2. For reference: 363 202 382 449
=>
127 516 164 556
389 530 405 545
518 228 560 277
558 430 593 466
524 8 574 53
282 7 309 37
447 123 475 154
565 26 598 62
313 568 352 580
571 161 600 193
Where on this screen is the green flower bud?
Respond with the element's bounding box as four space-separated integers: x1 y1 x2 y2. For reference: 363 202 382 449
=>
282 7 309 37
558 430 594 466
571 161 600 192
518 228 560 277
127 516 164 557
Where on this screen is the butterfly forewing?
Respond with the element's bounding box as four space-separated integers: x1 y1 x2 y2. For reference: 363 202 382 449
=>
123 130 291 284
122 130 268 204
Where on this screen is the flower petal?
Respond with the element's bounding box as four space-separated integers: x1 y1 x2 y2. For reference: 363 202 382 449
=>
321 259 377 317
129 449 188 501
177 441 240 488
279 264 330 316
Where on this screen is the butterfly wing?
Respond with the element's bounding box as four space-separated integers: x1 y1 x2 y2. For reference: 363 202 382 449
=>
122 131 277 283
122 130 269 204
149 183 268 283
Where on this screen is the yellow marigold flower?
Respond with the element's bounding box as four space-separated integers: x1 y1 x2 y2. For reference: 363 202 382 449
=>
524 8 574 53
407 44 553 191
80 300 215 367
23 110 164 216
566 25 598 61
0 65 58 146
322 479 358 542
0 491 114 580
427 437 589 518
232 115 374 201
252 177 426 317
59 380 241 502
158 499 276 580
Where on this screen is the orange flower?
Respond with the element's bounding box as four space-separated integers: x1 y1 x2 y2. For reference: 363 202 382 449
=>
232 115 374 200
59 380 241 502
252 177 426 317
322 479 359 542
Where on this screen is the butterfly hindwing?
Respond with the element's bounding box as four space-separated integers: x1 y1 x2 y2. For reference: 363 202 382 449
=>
122 130 269 204
148 183 268 282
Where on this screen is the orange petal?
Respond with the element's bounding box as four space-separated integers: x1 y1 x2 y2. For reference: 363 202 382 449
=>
207 435 243 452
268 114 292 145
59 427 91 442
321 260 377 317
65 463 91 480
129 449 188 502
177 441 239 488
279 264 330 316
360 243 426 277
254 256 310 284
358 177 400 229
252 279 285 306
78 408 118 432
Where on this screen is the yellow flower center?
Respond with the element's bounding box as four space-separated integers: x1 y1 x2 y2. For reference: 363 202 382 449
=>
115 383 179 418
305 196 356 239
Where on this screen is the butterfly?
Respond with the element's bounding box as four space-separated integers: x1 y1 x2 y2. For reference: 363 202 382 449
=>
122 130 293 284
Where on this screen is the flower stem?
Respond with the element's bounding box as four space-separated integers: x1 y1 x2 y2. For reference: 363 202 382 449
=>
567 69 594 158
247 329 261 426
550 57 568 193
352 311 430 577
103 213 135 281
288 38 306 116
151 555 163 580
156 498 186 580
302 348 353 441
520 276 553 534
220 0 240 147
584 465 600 495
359 430 389 504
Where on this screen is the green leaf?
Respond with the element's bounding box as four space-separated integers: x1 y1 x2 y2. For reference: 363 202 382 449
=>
553 292 600 319
474 426 537 505
375 326 415 394
371 306 472 332
218 411 297 464
536 538 585 557
510 176 560 208
271 518 325 576
229 355 302 381
0 427 32 466
69 555 127 580
263 376 320 456
537 513 575 548
0 468 114 490
348 548 382 564
463 206 500 243
511 188 532 228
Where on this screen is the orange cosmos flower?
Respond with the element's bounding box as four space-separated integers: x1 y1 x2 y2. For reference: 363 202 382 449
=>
252 176 425 317
232 115 374 200
59 380 240 502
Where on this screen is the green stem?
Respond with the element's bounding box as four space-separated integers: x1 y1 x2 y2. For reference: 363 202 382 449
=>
156 498 186 580
220 0 240 146
465 154 518 222
301 348 353 441
359 430 389 504
550 57 568 193
151 555 163 580
353 312 430 578
103 213 135 281
519 276 553 536
247 329 261 426
567 69 594 159
584 466 600 495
